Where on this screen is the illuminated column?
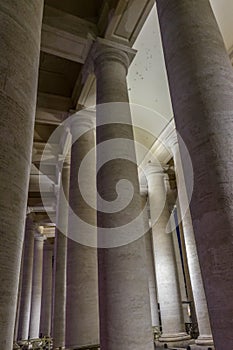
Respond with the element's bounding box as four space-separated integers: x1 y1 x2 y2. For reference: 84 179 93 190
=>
140 183 160 333
40 241 53 337
145 162 189 345
14 250 24 342
18 216 36 340
29 235 45 339
53 157 70 349
145 229 160 330
167 134 213 346
65 110 99 349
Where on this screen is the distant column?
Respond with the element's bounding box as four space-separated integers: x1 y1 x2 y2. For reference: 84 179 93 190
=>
53 158 70 349
29 235 45 339
40 241 53 337
145 229 160 330
18 216 36 340
65 110 99 348
167 133 213 346
145 162 189 345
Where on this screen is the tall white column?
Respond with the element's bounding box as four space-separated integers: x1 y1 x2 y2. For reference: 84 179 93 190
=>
165 178 190 325
29 234 45 339
53 159 70 349
145 230 160 330
40 241 53 337
169 207 192 326
140 186 160 333
93 38 154 350
18 216 36 340
65 111 99 349
14 248 24 342
167 133 213 346
0 1 43 348
156 1 233 348
145 163 189 345
177 212 198 331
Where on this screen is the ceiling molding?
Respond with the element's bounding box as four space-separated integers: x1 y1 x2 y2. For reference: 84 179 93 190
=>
104 0 154 46
139 119 175 171
43 5 98 38
37 93 73 112
35 109 67 126
41 24 93 64
41 5 97 63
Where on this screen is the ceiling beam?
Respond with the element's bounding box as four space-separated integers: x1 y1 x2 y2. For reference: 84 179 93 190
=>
37 93 73 112
35 109 68 125
41 5 98 63
105 0 154 46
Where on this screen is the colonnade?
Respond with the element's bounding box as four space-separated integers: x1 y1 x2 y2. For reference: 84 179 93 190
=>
0 1 233 350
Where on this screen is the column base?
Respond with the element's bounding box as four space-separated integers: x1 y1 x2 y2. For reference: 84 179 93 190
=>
195 335 214 346
157 332 191 348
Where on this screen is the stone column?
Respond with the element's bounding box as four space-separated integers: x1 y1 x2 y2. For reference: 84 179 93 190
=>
156 1 233 348
168 135 213 346
177 215 197 330
145 229 160 330
165 178 191 325
14 249 24 342
40 242 53 337
17 216 36 340
0 1 43 348
53 160 70 349
145 163 189 345
65 110 99 349
93 38 154 350
29 235 45 339
171 216 191 324
140 185 160 333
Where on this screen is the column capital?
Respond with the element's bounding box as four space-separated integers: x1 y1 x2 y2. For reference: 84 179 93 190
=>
65 108 96 139
34 232 46 242
84 37 137 79
143 162 165 178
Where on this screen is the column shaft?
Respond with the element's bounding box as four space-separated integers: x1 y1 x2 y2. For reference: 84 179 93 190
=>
146 164 189 344
94 39 154 350
14 250 24 341
40 242 53 337
53 163 70 349
181 207 213 345
0 1 43 347
29 236 44 339
156 2 233 348
145 230 160 329
66 113 99 348
18 216 36 340
171 216 190 325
